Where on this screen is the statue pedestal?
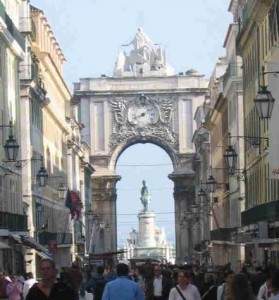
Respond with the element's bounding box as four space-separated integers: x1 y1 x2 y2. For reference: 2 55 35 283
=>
138 210 156 247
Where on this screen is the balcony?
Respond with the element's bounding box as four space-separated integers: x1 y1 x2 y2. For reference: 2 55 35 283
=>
38 231 72 246
223 63 243 90
0 2 25 50
210 228 237 242
0 211 28 232
241 200 279 226
19 17 36 41
19 63 39 81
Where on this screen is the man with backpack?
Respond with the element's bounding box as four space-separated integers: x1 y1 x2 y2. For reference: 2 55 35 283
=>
84 266 107 300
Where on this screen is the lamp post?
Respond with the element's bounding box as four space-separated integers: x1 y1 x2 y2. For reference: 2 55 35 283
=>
57 183 67 199
254 66 277 119
36 158 48 187
223 141 246 182
224 133 238 175
206 167 218 193
1 121 20 162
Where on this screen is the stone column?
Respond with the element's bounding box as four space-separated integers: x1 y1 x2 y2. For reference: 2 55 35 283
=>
169 173 195 264
138 210 156 247
92 175 121 253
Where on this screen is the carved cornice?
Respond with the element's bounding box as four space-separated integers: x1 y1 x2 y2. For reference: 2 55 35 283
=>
237 0 273 55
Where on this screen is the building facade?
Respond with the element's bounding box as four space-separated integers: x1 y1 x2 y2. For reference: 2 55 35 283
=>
235 0 279 266
0 0 28 275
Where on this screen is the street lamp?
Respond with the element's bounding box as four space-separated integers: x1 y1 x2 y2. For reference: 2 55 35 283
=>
224 133 237 175
198 186 207 199
36 158 48 187
254 66 277 119
57 183 67 199
2 121 19 161
206 167 218 193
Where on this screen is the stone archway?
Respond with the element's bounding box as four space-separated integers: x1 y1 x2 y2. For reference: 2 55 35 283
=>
74 72 208 263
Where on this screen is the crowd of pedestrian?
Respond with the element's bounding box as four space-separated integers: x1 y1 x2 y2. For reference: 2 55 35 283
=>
78 262 279 300
1 261 279 300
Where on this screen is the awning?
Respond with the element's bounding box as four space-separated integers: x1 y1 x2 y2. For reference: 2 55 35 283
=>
0 241 11 249
10 234 22 243
35 250 52 259
20 235 48 252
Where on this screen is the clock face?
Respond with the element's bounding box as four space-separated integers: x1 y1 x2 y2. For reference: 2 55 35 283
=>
128 104 159 126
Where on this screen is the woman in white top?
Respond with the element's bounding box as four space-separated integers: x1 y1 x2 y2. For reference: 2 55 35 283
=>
168 270 201 300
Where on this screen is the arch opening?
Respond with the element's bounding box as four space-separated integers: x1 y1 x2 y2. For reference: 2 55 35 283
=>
116 143 175 263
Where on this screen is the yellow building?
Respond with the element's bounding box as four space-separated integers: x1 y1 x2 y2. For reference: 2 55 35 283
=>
235 0 279 265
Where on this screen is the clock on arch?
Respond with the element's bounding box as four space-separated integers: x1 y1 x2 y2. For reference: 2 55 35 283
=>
127 94 159 127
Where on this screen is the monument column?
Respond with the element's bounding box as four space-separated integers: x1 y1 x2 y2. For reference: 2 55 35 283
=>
92 175 121 253
169 173 195 264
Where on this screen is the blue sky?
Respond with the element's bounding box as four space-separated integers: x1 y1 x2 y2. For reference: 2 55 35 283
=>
31 0 232 246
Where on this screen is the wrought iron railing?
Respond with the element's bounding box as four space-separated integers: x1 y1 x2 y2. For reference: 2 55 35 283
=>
210 228 237 241
0 211 28 231
241 200 279 226
38 231 72 246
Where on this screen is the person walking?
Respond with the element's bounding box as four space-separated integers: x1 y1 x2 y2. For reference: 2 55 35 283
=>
201 274 217 300
84 266 107 300
102 263 145 300
270 269 279 300
68 263 83 300
6 275 22 300
168 269 201 300
22 272 37 300
0 270 10 300
229 272 254 300
217 270 234 300
150 265 173 300
25 259 75 300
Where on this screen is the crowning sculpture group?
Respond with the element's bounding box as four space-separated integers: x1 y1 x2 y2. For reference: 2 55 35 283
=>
114 28 167 74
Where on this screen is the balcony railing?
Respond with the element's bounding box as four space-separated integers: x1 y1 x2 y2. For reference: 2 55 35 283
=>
19 64 39 81
223 63 243 89
0 2 25 50
0 211 28 231
210 228 237 242
19 17 36 41
241 200 279 226
38 231 72 246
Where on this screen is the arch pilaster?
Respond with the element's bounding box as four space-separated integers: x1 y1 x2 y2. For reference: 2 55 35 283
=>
91 175 121 253
169 172 196 264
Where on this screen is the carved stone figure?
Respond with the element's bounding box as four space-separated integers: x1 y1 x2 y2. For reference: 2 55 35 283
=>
140 180 151 211
116 28 166 73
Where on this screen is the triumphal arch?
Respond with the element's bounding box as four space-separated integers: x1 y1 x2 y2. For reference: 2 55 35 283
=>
73 29 208 263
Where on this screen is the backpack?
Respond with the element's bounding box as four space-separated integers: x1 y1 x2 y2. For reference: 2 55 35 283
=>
0 278 9 299
93 276 106 300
